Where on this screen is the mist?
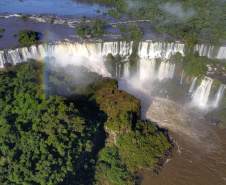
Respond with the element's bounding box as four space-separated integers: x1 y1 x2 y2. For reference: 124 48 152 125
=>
159 2 197 20
126 0 146 11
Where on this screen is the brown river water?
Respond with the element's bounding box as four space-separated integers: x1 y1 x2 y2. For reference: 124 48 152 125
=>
118 79 226 185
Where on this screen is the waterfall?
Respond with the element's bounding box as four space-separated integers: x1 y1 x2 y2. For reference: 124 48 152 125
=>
217 47 226 59
192 77 213 108
137 41 183 82
157 61 175 81
123 62 130 78
189 77 197 93
0 42 133 76
194 44 226 60
139 58 156 81
1 40 225 111
138 41 185 59
180 70 184 85
212 84 226 107
117 64 121 78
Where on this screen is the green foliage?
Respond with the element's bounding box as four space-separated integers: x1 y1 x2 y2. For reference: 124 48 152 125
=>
129 41 140 73
82 16 87 22
76 21 91 38
206 108 226 126
0 62 100 184
76 19 106 38
20 14 31 22
117 121 171 172
50 16 55 24
91 78 141 132
96 9 100 13
119 24 143 41
90 19 107 37
217 122 226 129
11 46 17 50
102 11 107 16
169 52 183 64
0 61 171 184
108 9 122 19
127 24 143 40
95 147 135 185
0 29 5 33
94 120 171 184
18 29 39 45
92 0 225 42
104 53 121 76
184 54 208 76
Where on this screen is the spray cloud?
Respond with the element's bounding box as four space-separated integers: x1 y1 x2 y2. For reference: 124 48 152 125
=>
159 2 196 20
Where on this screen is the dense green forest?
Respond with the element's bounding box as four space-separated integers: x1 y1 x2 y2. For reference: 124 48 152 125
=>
0 61 171 184
77 19 107 38
18 29 39 46
91 0 226 44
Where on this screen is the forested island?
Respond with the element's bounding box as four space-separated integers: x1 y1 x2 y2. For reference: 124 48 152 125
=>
0 61 171 184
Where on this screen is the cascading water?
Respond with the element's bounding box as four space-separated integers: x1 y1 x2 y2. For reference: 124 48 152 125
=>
137 41 184 82
189 77 197 94
191 77 213 108
194 44 226 60
139 58 156 81
123 62 130 78
1 40 225 109
217 47 226 59
157 61 175 81
212 84 226 107
138 41 185 59
180 70 184 85
0 41 133 76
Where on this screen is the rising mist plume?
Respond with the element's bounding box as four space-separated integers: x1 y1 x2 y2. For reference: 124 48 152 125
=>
159 2 197 20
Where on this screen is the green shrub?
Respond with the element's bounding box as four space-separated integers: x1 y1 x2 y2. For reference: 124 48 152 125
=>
0 28 5 33
18 29 39 45
108 9 122 19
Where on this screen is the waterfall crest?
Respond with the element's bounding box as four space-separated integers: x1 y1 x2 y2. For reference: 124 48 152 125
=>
0 41 133 67
137 41 184 82
194 44 226 60
138 41 185 59
1 41 225 109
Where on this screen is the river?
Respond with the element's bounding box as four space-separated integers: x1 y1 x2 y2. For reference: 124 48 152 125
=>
1 1 225 184
118 79 226 185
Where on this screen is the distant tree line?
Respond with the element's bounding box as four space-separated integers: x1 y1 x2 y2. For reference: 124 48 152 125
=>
91 0 226 44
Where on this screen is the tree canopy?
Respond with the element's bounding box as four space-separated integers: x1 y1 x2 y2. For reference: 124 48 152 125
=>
92 0 226 43
18 29 39 45
0 61 171 184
